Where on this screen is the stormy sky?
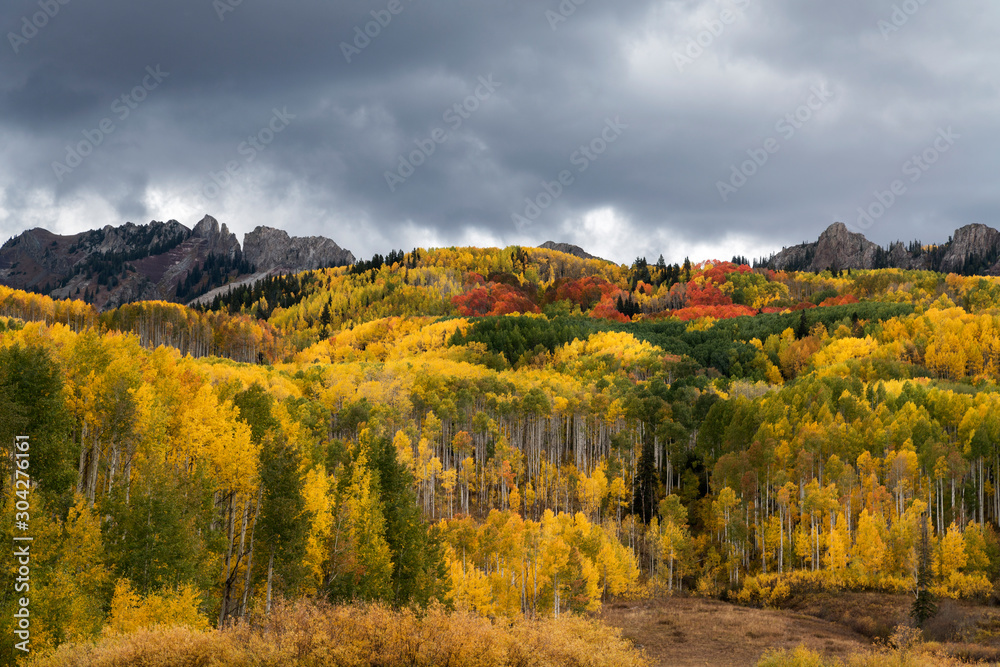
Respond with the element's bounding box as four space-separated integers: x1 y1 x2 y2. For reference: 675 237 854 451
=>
1 0 997 265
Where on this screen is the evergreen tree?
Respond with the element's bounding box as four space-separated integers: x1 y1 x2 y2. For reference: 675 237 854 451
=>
258 432 307 610
911 520 937 627
234 384 307 610
369 432 446 605
796 309 809 339
632 437 658 523
0 344 74 502
104 460 212 595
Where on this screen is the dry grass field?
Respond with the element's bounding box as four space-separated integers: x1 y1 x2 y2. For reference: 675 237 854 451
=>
601 597 869 666
600 594 1000 667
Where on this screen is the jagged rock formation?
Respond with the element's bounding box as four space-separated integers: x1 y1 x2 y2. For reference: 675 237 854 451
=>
938 224 1000 274
242 226 355 273
191 215 241 260
538 241 604 262
0 215 353 311
759 222 1000 275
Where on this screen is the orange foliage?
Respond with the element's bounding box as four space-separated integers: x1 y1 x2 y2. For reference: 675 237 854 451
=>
685 280 732 307
673 304 757 322
452 283 540 317
590 296 630 323
699 261 752 285
543 276 613 310
819 294 860 307
30 600 650 667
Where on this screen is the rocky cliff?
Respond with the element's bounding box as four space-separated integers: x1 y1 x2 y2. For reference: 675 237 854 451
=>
243 226 355 273
760 222 1000 275
938 224 1000 274
0 215 354 311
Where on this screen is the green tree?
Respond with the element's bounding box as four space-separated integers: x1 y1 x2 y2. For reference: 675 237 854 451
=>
0 344 74 503
912 520 937 627
103 460 212 595
234 383 308 611
258 432 307 610
369 430 445 605
632 437 658 523
327 448 393 601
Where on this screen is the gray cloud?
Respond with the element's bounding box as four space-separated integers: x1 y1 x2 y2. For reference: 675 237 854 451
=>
1 0 998 264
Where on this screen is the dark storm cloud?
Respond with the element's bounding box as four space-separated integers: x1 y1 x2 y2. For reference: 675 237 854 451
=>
0 0 997 262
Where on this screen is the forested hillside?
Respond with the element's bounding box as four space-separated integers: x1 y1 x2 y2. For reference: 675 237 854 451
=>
4 244 1000 662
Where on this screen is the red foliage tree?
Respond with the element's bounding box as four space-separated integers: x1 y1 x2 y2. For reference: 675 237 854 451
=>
819 294 859 307
685 280 732 307
672 304 756 322
543 276 612 311
452 283 540 317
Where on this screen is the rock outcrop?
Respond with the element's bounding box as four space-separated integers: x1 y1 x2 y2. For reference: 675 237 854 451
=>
811 223 881 272
0 215 354 311
761 222 1000 274
191 215 241 260
939 224 1000 274
538 241 604 262
242 226 355 273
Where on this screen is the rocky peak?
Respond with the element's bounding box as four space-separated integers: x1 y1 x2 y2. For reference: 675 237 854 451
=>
761 221 1000 275
242 226 355 273
0 215 356 311
95 219 190 256
191 214 240 259
538 241 602 261
810 222 880 271
940 224 1000 274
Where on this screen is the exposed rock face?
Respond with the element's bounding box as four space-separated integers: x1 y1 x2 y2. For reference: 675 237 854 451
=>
811 222 881 272
191 215 241 260
242 226 355 273
761 222 1000 274
939 224 1000 274
0 215 354 311
95 219 190 257
538 241 603 262
768 223 879 272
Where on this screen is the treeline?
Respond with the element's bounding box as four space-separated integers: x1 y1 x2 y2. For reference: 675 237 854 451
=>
202 271 327 319
175 252 255 302
0 286 284 363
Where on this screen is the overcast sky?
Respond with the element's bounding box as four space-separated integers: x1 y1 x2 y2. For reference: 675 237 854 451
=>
1 0 997 265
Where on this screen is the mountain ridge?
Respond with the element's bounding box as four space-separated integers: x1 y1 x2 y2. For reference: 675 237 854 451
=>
0 215 354 311
538 241 605 262
757 222 1000 275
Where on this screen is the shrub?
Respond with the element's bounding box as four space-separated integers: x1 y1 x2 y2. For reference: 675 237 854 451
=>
27 599 650 667
758 645 837 667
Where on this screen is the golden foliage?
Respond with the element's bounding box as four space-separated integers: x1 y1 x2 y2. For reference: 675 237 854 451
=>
28 600 649 667
104 579 208 635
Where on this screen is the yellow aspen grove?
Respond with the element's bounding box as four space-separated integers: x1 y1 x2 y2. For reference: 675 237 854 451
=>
852 510 887 583
15 254 1000 661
